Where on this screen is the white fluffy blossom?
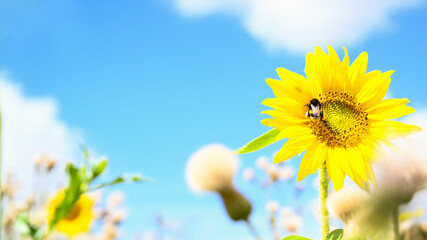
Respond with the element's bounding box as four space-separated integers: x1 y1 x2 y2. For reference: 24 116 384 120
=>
327 188 369 224
282 214 303 233
186 144 239 193
242 167 255 181
265 200 280 213
255 156 269 169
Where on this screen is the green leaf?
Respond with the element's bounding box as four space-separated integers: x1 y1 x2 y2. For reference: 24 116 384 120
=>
235 129 280 154
281 236 313 240
82 145 90 161
48 163 83 230
15 212 45 240
88 173 147 191
14 213 32 236
91 158 108 179
326 229 344 240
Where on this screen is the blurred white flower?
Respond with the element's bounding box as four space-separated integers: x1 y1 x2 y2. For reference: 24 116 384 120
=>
376 153 427 204
106 192 125 210
327 188 369 224
265 200 280 213
242 167 255 181
280 206 293 218
278 166 294 181
101 222 120 240
255 156 269 169
33 153 57 172
282 214 303 233
29 209 46 227
110 209 128 224
186 144 239 193
266 165 280 182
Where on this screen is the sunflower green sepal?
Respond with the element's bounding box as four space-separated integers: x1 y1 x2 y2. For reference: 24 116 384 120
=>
235 128 280 154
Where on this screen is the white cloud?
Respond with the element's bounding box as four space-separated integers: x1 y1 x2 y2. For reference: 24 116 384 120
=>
173 0 423 53
1 74 82 196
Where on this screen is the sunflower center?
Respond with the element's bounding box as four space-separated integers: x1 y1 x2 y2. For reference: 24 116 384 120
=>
65 204 82 221
307 91 369 148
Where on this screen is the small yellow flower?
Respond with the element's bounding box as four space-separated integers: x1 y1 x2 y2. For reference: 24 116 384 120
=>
262 46 421 190
47 191 95 237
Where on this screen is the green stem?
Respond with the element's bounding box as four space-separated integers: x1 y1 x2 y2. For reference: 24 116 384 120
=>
245 219 263 240
269 214 280 240
319 161 329 240
392 207 401 240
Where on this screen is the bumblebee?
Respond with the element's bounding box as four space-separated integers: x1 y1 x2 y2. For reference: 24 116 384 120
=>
305 98 323 120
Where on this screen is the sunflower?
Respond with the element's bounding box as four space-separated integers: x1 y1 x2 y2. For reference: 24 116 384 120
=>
261 46 421 190
47 191 95 237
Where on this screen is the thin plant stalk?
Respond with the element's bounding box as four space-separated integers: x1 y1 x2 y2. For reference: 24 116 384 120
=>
245 219 263 240
269 214 280 240
392 207 401 240
319 161 329 239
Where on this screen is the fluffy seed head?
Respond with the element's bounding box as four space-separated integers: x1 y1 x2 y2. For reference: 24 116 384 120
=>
278 166 294 180
282 214 303 233
280 206 293 218
256 156 269 169
265 200 280 213
242 167 255 181
186 144 239 193
327 188 369 224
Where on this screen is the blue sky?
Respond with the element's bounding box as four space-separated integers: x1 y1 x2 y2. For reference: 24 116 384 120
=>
1 0 427 239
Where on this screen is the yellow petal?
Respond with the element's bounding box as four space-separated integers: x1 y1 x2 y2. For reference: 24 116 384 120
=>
261 111 307 124
326 148 345 190
310 142 328 174
262 97 306 118
346 148 368 184
367 98 415 120
265 78 288 98
366 98 409 112
276 67 315 103
283 133 318 151
366 164 377 186
327 45 346 92
273 134 317 163
277 125 312 141
305 47 330 94
333 147 355 180
356 71 394 108
351 170 370 191
333 147 369 190
261 118 290 130
370 120 422 140
342 47 349 67
266 77 311 103
348 51 368 95
297 140 322 181
358 139 384 164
